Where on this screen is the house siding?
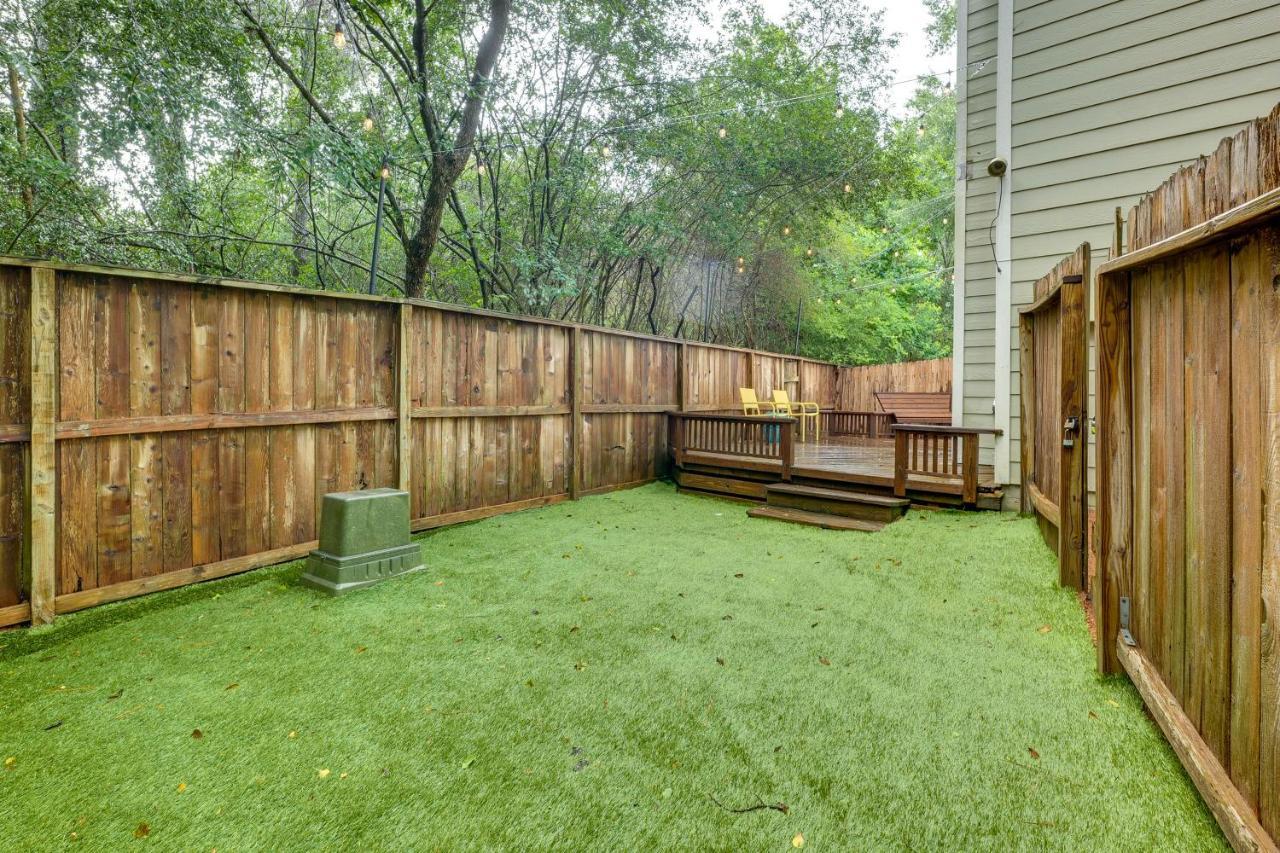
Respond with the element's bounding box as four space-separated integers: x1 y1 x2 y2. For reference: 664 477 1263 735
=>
954 0 1280 493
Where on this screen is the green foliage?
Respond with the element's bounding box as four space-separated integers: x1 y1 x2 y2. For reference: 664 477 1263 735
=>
1 0 958 364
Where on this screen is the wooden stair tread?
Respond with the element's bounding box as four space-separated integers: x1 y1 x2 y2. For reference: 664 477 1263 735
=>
765 483 908 508
747 506 885 532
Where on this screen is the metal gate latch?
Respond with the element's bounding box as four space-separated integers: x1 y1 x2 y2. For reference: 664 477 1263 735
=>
1119 596 1136 646
1062 416 1079 449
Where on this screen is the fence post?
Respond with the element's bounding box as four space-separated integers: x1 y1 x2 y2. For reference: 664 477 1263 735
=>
570 326 582 499
893 429 907 497
1018 313 1035 514
397 303 412 494
962 433 979 506
28 265 57 625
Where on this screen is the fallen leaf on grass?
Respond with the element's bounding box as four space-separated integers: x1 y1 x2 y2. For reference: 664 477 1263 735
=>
177 782 187 793
818 656 831 666
461 756 476 769
225 683 239 691
4 756 15 769
355 646 367 654
107 688 123 701
1037 625 1053 634
1088 711 1098 720
716 657 725 666
44 720 63 731
134 823 150 839
733 573 744 579
792 832 805 848
288 731 297 739
1027 747 1040 760
317 769 330 779
1107 699 1120 708
574 661 587 671
569 625 580 634
191 729 203 740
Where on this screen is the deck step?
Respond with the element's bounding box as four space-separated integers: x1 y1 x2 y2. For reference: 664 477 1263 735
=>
764 483 909 523
747 506 885 532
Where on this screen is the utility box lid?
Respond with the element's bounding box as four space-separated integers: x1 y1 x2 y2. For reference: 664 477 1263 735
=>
302 488 424 596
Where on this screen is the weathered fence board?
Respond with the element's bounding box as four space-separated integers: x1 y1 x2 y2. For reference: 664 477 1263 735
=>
835 358 952 413
1095 101 1280 847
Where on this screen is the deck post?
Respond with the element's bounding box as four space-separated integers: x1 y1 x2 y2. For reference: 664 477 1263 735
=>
962 433 979 506
780 419 793 481
893 429 907 497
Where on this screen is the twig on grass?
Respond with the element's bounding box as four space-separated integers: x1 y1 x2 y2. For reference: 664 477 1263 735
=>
708 793 790 815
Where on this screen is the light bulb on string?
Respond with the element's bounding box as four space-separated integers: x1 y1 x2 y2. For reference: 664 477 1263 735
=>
717 125 727 139
843 183 852 194
782 225 791 236
600 144 611 158
378 157 390 180
916 124 925 138
333 22 346 49
737 256 745 265
362 114 374 133
835 103 844 119
881 226 888 234
805 247 814 258
476 158 487 175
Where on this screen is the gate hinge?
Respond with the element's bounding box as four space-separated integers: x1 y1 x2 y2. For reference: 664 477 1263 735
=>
1119 596 1136 647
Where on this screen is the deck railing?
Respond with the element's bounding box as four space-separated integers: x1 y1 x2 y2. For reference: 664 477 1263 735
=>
822 410 896 438
669 412 795 479
892 424 1001 505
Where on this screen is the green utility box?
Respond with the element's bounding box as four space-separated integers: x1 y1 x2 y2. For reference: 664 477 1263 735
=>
301 488 424 595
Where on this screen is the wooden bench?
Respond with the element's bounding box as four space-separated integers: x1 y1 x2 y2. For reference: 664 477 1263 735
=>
874 392 952 425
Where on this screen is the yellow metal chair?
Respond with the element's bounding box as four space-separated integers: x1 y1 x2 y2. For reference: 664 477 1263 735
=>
739 388 775 416
771 389 821 441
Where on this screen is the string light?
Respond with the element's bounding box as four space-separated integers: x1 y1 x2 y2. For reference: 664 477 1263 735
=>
362 114 374 132
378 157 390 179
843 183 852 194
805 247 814 257
332 22 346 49
717 125 727 139
737 256 745 265
600 144 611 158
782 225 791 236
476 157 487 175
835 103 845 119
916 124 925 138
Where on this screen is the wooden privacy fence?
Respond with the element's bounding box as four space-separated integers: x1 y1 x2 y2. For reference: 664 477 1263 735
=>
1018 244 1089 590
1095 104 1280 850
835 357 952 412
0 257 949 628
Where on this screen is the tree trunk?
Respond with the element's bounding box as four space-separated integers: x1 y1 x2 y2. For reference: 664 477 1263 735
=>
6 63 34 216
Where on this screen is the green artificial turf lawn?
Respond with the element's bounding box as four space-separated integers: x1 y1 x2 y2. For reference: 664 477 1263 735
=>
0 483 1222 850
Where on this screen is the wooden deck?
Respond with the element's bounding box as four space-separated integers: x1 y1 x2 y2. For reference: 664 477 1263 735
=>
669 412 1003 510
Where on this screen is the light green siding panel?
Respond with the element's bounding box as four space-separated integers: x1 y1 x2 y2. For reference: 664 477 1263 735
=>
1013 30 1280 116
1015 87 1280 167
1014 0 1133 35
1013 61 1280 145
965 363 996 381
1014 160 1199 203
1015 0 1219 63
1012 125 1266 189
969 3 999 28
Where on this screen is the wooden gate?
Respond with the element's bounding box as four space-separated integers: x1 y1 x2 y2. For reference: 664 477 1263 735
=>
1018 244 1089 589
